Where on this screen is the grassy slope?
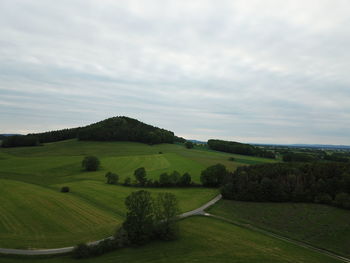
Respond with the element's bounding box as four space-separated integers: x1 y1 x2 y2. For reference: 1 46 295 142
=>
0 217 341 263
1 140 273 248
0 179 120 249
209 200 350 257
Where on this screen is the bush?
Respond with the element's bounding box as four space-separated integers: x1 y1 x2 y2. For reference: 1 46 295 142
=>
314 193 333 204
114 227 130 248
335 193 350 209
60 186 70 193
123 177 132 186
72 243 90 259
228 157 235 161
185 141 194 149
105 172 119 184
82 156 100 171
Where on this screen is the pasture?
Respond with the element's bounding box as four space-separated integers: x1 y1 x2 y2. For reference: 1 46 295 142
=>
0 216 341 263
208 200 350 257
0 139 273 249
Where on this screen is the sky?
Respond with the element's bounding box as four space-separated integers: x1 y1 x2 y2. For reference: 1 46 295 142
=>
1 0 350 145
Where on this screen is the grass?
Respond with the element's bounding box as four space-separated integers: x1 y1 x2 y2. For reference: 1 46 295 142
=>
3 139 274 249
0 179 120 249
0 216 341 263
208 199 350 257
52 181 218 216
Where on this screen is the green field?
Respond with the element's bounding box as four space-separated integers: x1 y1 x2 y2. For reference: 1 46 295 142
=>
0 216 341 263
208 200 350 257
0 140 274 249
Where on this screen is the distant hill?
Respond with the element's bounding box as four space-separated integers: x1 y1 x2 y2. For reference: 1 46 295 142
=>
208 139 275 159
2 117 181 147
188 140 206 145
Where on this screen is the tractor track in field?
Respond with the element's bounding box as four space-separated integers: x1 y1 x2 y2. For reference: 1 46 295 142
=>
1 194 350 263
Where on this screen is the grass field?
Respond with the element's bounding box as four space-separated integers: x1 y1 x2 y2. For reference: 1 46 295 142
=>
0 216 341 263
0 139 274 249
208 200 350 257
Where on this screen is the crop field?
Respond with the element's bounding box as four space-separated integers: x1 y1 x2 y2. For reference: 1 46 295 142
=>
0 216 341 263
208 200 350 257
0 140 275 249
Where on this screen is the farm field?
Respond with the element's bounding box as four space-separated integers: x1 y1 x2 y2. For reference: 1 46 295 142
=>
0 139 274 249
0 216 341 263
208 200 350 257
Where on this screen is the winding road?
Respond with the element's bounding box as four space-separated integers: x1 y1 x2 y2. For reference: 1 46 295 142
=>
1 193 350 263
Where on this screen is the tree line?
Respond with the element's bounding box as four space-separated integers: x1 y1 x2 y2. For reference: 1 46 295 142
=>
221 162 350 209
207 139 275 159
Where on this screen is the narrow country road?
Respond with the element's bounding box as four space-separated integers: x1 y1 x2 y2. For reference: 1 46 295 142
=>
1 193 350 263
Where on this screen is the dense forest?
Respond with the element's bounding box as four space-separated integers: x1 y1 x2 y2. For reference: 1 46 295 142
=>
208 139 275 159
282 151 349 163
1 117 178 147
1 135 39 147
221 162 350 209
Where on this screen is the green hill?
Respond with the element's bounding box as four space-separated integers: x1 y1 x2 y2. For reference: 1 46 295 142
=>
2 116 182 147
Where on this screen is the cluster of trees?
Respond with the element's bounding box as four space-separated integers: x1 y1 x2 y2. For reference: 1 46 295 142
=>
73 190 180 259
1 135 39 147
122 168 193 187
207 139 275 159
221 162 350 209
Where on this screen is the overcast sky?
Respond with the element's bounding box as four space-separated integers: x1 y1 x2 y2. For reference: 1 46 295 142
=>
1 0 350 144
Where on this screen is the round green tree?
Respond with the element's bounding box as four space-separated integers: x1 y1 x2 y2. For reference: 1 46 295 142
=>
82 156 100 171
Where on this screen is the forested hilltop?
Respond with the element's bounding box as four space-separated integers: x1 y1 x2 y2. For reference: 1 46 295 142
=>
208 139 275 159
2 117 183 147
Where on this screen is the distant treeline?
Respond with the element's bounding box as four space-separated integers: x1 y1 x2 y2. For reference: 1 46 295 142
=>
221 162 350 209
2 117 182 147
282 152 349 163
208 139 275 159
1 135 39 147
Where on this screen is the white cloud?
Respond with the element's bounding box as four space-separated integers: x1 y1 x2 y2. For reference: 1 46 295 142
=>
0 0 350 144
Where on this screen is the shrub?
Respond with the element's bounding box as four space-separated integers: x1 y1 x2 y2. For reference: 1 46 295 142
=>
72 243 90 259
82 156 100 171
105 172 119 184
335 193 350 209
114 227 130 248
185 141 194 149
60 186 70 193
228 157 235 161
123 177 132 186
314 193 333 204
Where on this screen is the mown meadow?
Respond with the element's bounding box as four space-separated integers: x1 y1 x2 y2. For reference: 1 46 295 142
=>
208 199 350 257
0 217 342 263
0 139 274 249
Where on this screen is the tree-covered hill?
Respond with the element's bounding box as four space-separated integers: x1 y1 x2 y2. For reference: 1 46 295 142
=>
2 117 179 147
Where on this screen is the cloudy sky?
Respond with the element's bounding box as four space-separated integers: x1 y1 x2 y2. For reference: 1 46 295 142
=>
1 0 350 144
